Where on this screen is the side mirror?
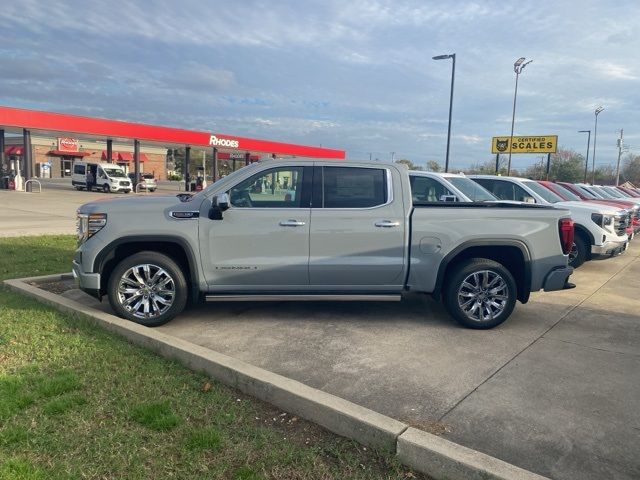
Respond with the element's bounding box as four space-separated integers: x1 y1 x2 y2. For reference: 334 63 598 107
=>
217 193 230 211
440 194 458 202
208 193 230 220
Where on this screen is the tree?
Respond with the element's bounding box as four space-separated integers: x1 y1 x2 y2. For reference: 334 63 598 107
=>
621 154 640 185
426 160 441 172
395 159 422 171
464 155 508 176
522 148 585 182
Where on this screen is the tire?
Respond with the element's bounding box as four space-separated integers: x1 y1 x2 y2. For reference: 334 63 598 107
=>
102 184 110 193
443 258 517 329
107 252 188 327
568 234 587 269
124 190 131 194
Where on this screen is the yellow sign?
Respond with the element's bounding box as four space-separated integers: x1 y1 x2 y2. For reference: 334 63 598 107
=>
491 135 558 154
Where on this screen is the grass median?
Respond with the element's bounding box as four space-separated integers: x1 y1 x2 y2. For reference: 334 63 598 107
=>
0 235 425 480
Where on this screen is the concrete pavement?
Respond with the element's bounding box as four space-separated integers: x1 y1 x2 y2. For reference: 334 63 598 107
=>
52 242 640 479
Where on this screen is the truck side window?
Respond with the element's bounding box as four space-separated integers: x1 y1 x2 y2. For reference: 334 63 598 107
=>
322 167 386 208
73 164 85 175
409 176 453 202
229 167 305 208
475 179 530 202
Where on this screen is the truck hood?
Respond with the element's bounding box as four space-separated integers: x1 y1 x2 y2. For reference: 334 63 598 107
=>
78 193 200 214
557 201 626 215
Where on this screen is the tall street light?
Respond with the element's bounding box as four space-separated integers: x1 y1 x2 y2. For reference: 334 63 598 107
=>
507 57 533 175
578 130 591 183
592 106 604 184
433 53 455 172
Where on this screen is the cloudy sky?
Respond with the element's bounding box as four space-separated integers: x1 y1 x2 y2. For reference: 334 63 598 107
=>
1 0 638 170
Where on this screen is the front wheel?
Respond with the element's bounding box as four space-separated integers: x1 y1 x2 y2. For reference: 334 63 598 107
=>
443 258 517 329
568 235 587 268
107 252 188 326
102 184 110 193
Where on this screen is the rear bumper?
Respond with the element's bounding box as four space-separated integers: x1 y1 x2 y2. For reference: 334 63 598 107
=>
543 266 574 292
592 240 627 259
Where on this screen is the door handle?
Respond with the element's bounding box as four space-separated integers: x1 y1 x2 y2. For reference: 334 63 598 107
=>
279 219 306 227
375 220 400 228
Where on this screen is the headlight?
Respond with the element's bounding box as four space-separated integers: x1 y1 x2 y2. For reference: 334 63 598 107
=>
591 213 613 231
77 213 107 245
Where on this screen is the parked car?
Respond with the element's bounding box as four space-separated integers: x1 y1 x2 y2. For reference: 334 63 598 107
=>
408 171 498 202
470 175 630 268
128 172 157 192
537 181 639 237
73 160 574 330
72 162 131 193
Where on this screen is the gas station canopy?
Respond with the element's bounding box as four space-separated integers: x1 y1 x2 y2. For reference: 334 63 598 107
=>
0 106 345 159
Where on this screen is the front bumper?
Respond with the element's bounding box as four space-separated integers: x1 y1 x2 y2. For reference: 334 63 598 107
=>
72 259 102 299
543 266 574 292
591 240 628 259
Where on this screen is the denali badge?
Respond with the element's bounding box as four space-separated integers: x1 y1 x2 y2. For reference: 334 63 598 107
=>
209 135 239 148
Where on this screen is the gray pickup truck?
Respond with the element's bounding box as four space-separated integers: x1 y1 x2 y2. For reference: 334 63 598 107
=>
73 160 574 329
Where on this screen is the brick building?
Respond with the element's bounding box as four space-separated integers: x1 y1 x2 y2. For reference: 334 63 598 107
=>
3 135 167 180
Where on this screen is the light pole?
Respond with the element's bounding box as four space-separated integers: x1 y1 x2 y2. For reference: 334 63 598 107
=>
592 106 604 184
507 57 533 175
432 53 455 172
578 130 591 183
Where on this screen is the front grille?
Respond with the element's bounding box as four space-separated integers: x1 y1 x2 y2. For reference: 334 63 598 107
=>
614 214 628 236
119 181 130 186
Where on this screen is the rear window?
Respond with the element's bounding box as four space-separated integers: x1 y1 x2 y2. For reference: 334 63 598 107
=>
322 167 387 208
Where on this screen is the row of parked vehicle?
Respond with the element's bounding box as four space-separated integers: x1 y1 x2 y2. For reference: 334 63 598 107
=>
409 171 639 268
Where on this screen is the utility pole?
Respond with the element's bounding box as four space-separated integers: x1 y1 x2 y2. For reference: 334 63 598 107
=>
391 152 395 162
615 129 623 186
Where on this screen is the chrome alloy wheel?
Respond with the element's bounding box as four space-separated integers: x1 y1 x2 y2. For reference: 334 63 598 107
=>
568 242 578 263
116 264 175 320
457 270 509 323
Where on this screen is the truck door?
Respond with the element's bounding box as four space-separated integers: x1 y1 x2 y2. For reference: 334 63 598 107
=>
309 165 406 288
200 165 312 290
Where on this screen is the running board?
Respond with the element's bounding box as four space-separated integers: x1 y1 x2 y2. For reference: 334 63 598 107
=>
205 294 402 302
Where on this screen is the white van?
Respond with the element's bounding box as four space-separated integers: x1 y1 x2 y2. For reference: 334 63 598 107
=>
72 162 132 193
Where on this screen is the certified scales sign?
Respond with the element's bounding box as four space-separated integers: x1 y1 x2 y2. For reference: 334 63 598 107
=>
492 135 557 154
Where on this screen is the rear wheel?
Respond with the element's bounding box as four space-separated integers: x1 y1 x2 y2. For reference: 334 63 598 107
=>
443 258 517 329
568 234 587 268
107 252 188 327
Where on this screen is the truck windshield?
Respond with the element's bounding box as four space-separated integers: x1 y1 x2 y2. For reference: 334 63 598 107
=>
522 181 563 203
103 168 126 178
447 177 496 201
548 183 580 201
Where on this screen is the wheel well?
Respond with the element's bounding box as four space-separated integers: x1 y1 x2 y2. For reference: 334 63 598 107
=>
573 226 592 260
441 245 528 303
100 241 194 299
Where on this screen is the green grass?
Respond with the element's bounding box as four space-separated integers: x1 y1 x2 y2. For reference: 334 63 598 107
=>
0 235 425 480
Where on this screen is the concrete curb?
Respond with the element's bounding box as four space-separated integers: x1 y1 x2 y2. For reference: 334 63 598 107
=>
4 273 551 480
398 428 549 480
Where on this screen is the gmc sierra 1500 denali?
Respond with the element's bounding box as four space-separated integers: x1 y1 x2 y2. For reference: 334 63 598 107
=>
73 160 574 329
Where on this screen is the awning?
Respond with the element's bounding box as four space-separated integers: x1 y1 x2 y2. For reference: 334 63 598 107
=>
101 150 118 161
48 150 91 157
4 146 23 155
116 152 145 162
